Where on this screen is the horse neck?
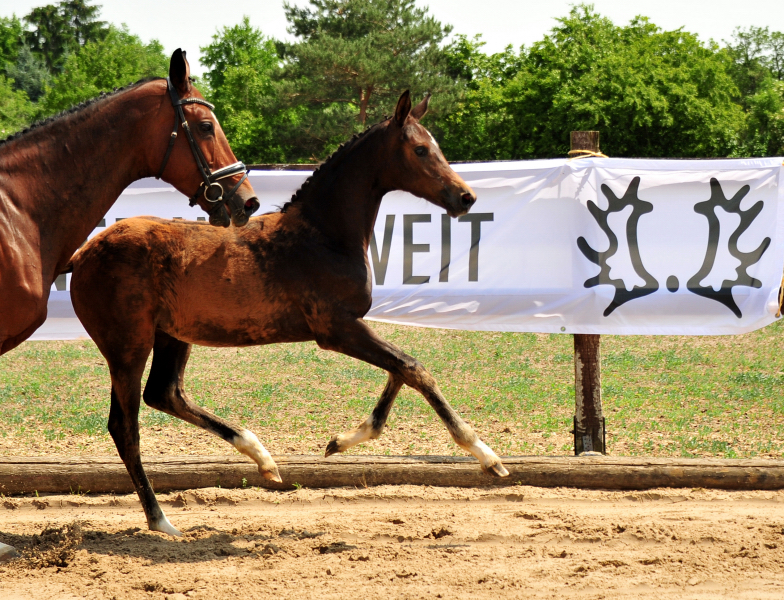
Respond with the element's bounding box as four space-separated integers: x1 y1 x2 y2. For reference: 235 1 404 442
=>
296 132 388 251
0 84 162 262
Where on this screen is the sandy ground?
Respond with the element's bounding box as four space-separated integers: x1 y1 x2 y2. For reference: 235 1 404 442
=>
0 485 783 599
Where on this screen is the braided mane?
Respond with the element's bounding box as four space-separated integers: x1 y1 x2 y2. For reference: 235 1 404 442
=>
280 117 391 213
0 77 163 149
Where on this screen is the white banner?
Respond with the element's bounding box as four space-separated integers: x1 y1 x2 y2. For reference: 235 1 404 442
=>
34 158 784 340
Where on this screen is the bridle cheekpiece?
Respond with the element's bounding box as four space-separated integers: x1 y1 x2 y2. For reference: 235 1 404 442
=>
156 77 248 208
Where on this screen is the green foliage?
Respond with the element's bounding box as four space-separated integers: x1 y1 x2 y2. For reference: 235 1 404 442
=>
2 1 784 162
37 25 167 117
6 45 52 102
431 35 521 161
275 0 457 161
725 26 784 156
438 6 745 160
0 15 24 67
24 0 107 72
0 73 34 137
200 16 290 164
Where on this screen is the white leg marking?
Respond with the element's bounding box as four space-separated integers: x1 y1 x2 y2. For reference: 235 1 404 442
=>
234 429 281 482
0 541 19 562
335 417 375 451
149 511 182 537
469 439 510 477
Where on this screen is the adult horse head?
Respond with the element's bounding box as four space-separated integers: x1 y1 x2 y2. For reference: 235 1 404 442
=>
155 49 259 228
66 90 505 538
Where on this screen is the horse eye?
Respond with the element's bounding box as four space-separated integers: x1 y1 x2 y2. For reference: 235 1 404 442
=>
414 146 428 157
199 122 214 134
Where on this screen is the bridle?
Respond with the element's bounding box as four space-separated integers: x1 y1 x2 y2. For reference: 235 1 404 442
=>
156 77 248 209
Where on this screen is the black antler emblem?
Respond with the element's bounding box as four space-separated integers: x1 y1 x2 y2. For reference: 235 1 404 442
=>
686 178 770 318
577 177 659 316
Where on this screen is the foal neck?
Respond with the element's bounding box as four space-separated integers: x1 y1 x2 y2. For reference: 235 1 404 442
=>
291 123 389 250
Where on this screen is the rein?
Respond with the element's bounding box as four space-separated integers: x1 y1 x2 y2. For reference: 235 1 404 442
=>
155 77 248 208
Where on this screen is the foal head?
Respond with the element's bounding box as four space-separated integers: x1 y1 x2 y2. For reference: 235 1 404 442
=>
380 91 476 217
153 49 259 227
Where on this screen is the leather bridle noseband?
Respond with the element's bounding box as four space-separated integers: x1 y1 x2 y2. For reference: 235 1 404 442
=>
156 77 248 209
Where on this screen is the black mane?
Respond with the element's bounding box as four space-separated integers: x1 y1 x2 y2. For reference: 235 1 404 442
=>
0 77 163 149
280 117 391 213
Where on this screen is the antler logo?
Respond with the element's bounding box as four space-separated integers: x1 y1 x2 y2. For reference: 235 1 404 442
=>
686 178 770 318
577 176 658 316
578 176 770 318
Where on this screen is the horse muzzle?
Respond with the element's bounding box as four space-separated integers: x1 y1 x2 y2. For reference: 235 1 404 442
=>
443 187 477 217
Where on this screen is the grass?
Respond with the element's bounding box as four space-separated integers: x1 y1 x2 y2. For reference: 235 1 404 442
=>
0 320 782 459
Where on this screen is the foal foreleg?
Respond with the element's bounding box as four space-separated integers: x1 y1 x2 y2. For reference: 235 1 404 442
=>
318 321 508 477
325 373 404 456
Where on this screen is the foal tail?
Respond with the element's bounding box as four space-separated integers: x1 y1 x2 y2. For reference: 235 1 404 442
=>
61 261 74 274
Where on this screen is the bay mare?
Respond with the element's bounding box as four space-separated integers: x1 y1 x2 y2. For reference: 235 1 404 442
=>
0 49 258 561
67 92 510 537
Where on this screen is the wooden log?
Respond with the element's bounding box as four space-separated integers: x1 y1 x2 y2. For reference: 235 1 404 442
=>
1 455 783 495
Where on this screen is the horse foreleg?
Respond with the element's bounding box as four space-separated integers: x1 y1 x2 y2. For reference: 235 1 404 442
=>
107 367 181 537
325 373 404 456
318 320 509 477
143 332 281 483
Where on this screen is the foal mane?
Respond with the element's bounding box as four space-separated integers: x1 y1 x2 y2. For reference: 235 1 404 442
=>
0 77 163 149
280 117 391 213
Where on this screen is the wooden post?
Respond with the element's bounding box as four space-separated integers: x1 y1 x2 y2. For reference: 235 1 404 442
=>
570 131 606 455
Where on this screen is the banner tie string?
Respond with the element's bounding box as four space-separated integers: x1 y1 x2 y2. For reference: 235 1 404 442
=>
568 150 608 160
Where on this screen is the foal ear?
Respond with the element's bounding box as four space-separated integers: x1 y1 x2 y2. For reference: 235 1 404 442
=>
410 94 431 121
394 90 412 127
169 48 192 94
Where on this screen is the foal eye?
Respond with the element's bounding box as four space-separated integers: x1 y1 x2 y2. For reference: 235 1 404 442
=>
414 146 428 157
199 122 214 134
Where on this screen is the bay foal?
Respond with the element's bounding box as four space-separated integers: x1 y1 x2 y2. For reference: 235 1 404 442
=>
68 92 509 536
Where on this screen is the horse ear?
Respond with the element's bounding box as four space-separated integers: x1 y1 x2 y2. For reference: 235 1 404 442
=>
410 94 431 121
394 90 412 127
169 48 192 94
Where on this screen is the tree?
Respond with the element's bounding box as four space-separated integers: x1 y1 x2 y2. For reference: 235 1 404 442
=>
37 25 167 116
0 15 24 67
6 45 52 102
433 35 522 161
438 5 745 159
725 26 784 98
200 16 290 163
24 0 107 72
0 74 34 137
724 26 784 155
276 0 457 160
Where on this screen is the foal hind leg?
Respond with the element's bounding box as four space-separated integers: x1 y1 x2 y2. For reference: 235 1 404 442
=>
325 373 404 456
318 320 508 477
107 358 181 536
143 331 281 482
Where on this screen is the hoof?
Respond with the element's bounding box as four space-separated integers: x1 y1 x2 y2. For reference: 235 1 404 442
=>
484 461 510 478
0 542 19 563
150 516 182 537
261 465 283 484
324 437 340 458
